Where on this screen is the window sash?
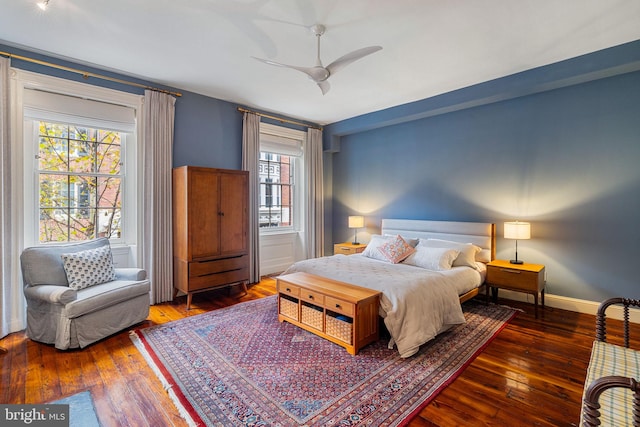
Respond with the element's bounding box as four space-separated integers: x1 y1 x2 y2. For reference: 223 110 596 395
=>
34 120 126 243
258 152 294 230
258 123 305 234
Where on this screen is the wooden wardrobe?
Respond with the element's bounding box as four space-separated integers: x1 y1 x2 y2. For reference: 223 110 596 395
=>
172 166 249 309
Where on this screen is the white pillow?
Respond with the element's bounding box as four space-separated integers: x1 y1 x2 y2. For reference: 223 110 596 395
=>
403 246 460 271
362 235 394 262
61 245 117 290
418 238 481 269
476 248 492 264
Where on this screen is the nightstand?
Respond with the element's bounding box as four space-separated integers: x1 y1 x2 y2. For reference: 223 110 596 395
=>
486 260 546 318
334 242 367 255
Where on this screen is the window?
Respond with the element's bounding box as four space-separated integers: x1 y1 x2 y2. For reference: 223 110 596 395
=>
259 123 305 232
14 70 141 249
259 152 292 228
37 121 123 242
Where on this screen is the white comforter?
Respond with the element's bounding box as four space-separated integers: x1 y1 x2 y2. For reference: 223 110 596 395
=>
283 254 482 358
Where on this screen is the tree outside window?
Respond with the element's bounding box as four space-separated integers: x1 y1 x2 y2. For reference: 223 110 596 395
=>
37 121 123 243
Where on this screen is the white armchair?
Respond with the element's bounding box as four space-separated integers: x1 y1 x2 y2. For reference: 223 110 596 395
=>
21 238 150 350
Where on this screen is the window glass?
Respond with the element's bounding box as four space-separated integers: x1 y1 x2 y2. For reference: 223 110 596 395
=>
258 151 293 229
37 121 123 243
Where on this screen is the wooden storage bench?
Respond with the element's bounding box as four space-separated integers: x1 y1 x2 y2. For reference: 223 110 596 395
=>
276 272 381 355
581 297 640 426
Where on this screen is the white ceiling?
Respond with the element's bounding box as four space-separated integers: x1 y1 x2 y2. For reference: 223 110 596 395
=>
1 0 640 125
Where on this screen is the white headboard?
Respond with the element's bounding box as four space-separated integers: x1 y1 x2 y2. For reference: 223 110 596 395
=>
381 219 496 262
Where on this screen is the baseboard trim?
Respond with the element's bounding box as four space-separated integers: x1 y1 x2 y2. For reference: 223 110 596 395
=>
492 289 640 324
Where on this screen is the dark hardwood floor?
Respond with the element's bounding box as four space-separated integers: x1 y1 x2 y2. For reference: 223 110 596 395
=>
1 277 637 426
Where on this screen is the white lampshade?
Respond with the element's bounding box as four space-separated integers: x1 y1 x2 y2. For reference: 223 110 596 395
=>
348 215 364 228
504 221 531 240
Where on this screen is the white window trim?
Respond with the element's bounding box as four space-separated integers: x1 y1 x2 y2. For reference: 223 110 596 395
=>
259 123 306 235
10 69 144 262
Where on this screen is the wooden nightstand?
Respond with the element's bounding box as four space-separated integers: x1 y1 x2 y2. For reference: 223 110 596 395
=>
486 260 546 318
333 242 367 255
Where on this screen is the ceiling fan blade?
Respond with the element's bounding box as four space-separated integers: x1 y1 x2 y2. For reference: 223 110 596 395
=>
326 46 382 76
252 57 317 79
317 80 330 95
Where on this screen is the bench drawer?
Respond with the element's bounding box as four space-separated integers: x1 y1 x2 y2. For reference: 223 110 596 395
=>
277 281 300 297
325 296 354 317
300 289 324 305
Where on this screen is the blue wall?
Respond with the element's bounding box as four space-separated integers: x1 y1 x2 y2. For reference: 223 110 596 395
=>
172 91 243 169
5 40 640 303
325 40 640 303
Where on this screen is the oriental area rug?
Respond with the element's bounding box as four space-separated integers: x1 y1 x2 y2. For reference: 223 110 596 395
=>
131 295 517 426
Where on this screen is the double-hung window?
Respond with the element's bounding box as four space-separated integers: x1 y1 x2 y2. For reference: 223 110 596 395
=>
259 123 304 232
36 122 123 242
16 72 141 249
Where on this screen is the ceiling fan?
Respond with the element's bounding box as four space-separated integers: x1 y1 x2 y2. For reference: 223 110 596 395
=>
252 24 382 95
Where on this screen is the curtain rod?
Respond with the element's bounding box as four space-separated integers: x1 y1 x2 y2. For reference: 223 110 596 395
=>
0 50 182 97
237 107 322 130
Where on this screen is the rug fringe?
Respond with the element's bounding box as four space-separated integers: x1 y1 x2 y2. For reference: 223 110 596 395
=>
486 301 525 313
498 303 525 313
129 331 199 427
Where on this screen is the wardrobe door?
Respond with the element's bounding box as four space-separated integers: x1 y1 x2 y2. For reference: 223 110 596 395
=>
190 168 220 259
219 171 248 256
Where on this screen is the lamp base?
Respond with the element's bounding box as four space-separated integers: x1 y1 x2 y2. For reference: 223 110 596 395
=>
352 241 359 245
510 259 524 265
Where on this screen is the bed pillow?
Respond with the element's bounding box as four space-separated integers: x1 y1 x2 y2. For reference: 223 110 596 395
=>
362 235 393 262
403 246 460 271
384 234 419 248
476 248 492 264
61 245 117 290
418 238 481 269
378 235 416 264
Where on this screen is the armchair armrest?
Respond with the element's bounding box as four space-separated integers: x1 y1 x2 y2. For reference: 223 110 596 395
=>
115 268 147 281
24 285 77 305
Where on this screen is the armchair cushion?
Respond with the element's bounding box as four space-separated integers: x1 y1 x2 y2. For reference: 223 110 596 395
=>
65 279 149 319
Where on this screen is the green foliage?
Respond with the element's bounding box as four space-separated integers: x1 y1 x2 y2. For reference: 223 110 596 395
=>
38 122 122 243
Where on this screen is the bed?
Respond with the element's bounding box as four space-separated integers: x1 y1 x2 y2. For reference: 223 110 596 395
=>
282 219 496 357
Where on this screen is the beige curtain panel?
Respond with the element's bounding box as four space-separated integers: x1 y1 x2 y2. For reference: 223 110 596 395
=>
142 90 176 304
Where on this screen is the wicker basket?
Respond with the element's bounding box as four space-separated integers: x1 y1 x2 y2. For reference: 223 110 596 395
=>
301 303 323 330
279 295 299 320
326 314 353 344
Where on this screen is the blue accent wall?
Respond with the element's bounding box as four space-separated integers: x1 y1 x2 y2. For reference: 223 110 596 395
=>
324 40 640 303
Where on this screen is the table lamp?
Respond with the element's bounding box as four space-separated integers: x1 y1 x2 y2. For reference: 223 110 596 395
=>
348 215 364 244
504 221 531 264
